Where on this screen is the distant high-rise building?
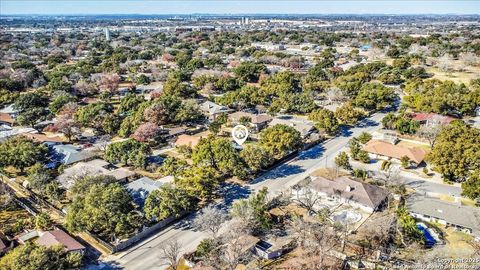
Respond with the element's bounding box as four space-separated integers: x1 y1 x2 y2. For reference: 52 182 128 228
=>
245 17 249 25
105 28 111 41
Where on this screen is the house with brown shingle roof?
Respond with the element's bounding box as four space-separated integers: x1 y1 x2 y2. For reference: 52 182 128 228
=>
228 111 272 133
0 113 14 126
363 140 428 166
295 176 390 213
22 132 65 146
36 229 86 255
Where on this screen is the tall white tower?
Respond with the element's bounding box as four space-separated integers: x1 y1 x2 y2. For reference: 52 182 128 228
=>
105 28 111 41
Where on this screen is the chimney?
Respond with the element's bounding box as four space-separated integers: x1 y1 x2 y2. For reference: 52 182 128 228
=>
345 186 352 192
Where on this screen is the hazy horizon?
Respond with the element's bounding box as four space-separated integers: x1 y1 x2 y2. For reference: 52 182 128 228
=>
1 1 479 15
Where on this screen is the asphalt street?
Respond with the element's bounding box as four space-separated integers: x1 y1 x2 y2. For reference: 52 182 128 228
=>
105 110 461 270
105 113 387 269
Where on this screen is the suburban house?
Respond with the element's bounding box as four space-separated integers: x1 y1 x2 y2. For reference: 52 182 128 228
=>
50 144 95 166
36 229 86 255
410 112 456 126
125 177 163 208
363 140 428 167
174 134 203 148
0 104 19 118
22 132 65 146
294 176 390 213
163 126 187 141
0 112 14 126
407 196 480 239
57 159 135 189
269 115 315 138
199 100 232 121
228 111 272 133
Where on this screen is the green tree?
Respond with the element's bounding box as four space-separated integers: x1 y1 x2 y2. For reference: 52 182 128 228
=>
136 74 151 85
400 156 410 168
49 93 76 114
461 170 480 201
0 243 82 270
233 61 267 83
396 207 424 243
357 150 370 164
335 102 365 125
105 139 151 168
192 136 246 177
231 187 271 231
27 163 52 194
0 136 48 173
35 212 53 230
66 183 141 240
349 139 361 160
354 83 396 111
357 132 372 144
428 121 480 181
259 124 302 159
144 184 195 221
175 166 220 200
335 152 351 170
240 144 272 172
309 108 339 135
157 157 189 177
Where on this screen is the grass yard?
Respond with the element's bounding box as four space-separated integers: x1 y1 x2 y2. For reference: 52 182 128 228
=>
426 67 480 85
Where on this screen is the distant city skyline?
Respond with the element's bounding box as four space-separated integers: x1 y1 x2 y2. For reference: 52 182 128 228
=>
1 1 479 15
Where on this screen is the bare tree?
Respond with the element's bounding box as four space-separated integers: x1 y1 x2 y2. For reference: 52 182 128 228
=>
220 228 255 270
416 120 442 147
0 183 13 211
158 238 182 270
95 135 112 152
380 166 401 187
306 222 341 269
193 205 228 238
437 54 453 72
326 87 346 104
100 73 120 94
292 186 321 215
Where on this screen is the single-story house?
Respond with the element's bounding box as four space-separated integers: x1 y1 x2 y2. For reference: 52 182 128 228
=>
50 144 95 166
36 229 86 255
269 115 315 138
22 133 65 146
228 111 272 133
164 126 187 141
16 230 40 244
0 125 38 142
410 112 456 126
0 113 14 126
56 159 135 189
125 177 163 208
294 176 390 213
406 196 480 238
0 104 19 118
199 100 232 121
363 140 428 166
174 134 203 149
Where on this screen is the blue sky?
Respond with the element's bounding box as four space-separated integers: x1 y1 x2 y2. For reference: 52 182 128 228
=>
1 1 479 15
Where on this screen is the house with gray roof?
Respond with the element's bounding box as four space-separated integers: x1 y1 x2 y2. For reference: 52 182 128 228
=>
407 196 480 239
294 176 390 213
126 177 163 208
269 115 315 138
50 144 95 166
200 100 232 122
